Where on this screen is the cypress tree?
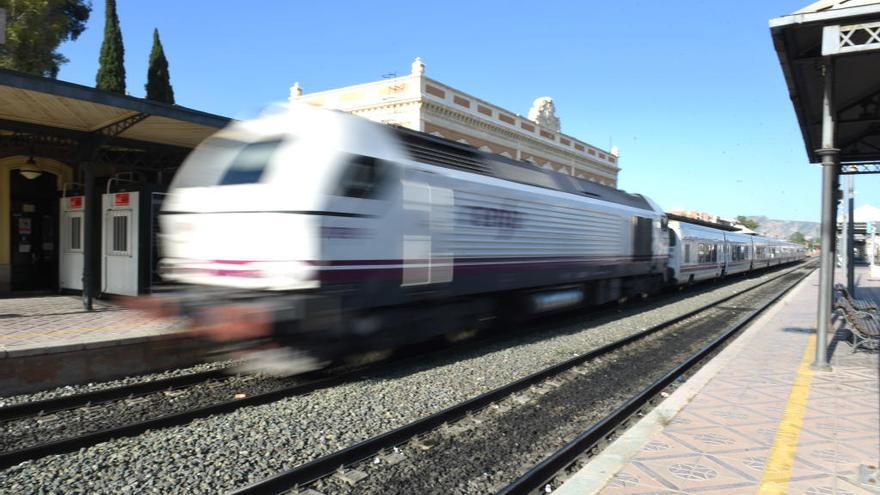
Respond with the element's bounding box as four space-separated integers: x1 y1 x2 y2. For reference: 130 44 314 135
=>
95 0 126 94
145 28 175 104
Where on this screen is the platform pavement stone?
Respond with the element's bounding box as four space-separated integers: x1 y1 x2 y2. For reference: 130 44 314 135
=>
0 295 185 352
580 266 880 495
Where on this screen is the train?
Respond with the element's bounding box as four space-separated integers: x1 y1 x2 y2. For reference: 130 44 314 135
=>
153 104 805 372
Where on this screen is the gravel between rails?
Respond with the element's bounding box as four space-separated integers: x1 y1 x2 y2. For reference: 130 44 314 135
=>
0 373 297 453
0 265 805 495
318 268 810 495
0 360 238 409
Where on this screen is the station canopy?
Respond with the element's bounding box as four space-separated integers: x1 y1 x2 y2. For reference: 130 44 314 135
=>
0 68 230 166
771 0 880 167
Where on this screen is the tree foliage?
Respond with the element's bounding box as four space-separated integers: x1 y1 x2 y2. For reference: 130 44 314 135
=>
95 0 125 93
788 231 806 245
0 0 91 78
736 215 759 230
145 28 174 104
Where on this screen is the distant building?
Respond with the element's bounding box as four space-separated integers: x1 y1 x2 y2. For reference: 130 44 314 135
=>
290 58 620 186
668 209 737 228
838 204 880 260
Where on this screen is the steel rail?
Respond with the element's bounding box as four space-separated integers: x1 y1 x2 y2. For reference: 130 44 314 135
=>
0 368 360 470
229 263 812 495
0 315 547 469
0 368 230 422
496 265 815 495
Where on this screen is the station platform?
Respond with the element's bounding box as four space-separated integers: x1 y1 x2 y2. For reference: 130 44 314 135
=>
0 295 198 395
558 266 880 495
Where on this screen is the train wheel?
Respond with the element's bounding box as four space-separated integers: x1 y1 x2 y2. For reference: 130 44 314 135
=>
445 327 479 343
346 348 395 366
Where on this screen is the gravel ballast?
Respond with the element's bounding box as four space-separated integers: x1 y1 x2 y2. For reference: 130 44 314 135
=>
0 265 806 494
0 359 237 409
318 267 810 494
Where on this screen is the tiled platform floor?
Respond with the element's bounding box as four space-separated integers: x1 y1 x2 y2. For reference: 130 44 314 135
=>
0 295 184 352
564 266 879 495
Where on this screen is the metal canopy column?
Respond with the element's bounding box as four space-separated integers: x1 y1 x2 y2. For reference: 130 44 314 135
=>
82 160 96 310
844 172 855 295
813 60 837 371
841 173 850 294
80 112 149 310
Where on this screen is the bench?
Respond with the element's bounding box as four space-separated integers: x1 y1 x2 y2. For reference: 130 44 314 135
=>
834 295 880 353
834 284 878 312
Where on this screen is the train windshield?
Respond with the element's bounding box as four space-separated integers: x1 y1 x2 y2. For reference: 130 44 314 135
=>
219 139 282 185
171 137 284 188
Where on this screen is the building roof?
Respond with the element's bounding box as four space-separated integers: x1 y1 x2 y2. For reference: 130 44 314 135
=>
770 1 880 163
293 60 620 178
854 204 880 222
0 68 230 149
795 0 880 15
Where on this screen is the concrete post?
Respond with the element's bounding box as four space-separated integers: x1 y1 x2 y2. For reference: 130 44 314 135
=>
845 173 855 295
813 60 837 371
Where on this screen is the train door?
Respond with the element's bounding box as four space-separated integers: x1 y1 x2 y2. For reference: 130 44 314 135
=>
632 217 653 261
667 228 681 282
9 171 58 291
401 171 453 286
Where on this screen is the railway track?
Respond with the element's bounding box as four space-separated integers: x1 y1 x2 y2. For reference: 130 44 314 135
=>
0 361 370 469
0 262 809 482
0 368 230 422
228 262 815 494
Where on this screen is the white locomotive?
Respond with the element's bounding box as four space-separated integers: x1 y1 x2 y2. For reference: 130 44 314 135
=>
156 105 803 367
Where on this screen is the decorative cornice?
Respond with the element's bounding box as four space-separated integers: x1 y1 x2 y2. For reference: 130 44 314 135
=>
345 98 423 114
421 101 618 177
421 76 616 158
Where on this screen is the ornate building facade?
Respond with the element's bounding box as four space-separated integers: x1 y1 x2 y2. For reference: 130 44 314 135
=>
290 58 620 186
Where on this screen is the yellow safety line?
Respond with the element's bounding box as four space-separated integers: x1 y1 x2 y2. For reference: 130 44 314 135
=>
758 334 817 494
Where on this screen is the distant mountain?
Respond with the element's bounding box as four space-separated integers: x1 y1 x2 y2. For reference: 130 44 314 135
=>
744 216 819 240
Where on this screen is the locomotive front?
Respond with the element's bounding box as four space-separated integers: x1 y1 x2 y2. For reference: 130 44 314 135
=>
152 106 402 372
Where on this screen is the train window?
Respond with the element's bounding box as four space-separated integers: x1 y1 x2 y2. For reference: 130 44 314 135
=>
668 230 676 246
219 139 282 185
336 155 389 199
684 243 690 262
493 162 560 190
698 243 706 263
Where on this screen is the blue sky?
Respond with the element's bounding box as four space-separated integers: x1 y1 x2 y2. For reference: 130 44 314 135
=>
54 0 878 223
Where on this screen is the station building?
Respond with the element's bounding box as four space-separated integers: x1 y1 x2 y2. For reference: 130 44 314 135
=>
290 58 620 186
0 59 620 298
0 69 228 296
